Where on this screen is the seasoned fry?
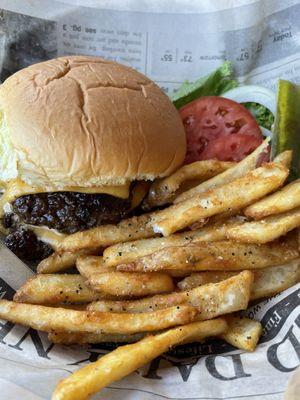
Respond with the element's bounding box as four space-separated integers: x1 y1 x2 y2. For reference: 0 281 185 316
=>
59 213 158 253
153 162 288 236
37 250 96 274
50 316 255 348
88 271 174 297
174 139 270 203
0 300 196 334
117 240 298 272
103 217 245 267
222 316 262 352
245 179 300 220
144 160 235 208
88 271 253 319
273 150 292 168
178 271 238 291
178 260 300 300
76 256 112 278
77 256 194 279
49 319 264 352
13 274 101 305
48 331 146 345
227 207 300 243
49 315 262 350
251 260 300 300
52 319 227 400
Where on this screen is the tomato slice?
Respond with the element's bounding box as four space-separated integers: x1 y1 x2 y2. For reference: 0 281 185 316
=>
180 96 263 163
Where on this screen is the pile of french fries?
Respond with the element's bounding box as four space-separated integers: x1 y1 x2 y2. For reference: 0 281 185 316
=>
1 138 300 400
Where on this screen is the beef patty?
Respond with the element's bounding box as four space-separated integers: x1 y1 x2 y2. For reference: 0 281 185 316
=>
10 192 131 233
3 191 132 261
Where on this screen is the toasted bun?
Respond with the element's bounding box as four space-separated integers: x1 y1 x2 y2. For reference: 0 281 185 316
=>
0 56 186 188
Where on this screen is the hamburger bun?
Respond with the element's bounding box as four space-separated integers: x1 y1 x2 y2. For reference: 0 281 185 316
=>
0 56 186 189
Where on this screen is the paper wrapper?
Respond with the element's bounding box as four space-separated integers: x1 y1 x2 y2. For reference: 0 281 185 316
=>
0 1 299 398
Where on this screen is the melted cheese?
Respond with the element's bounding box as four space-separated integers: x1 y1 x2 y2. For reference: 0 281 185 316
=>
0 181 147 241
0 179 130 216
29 225 67 250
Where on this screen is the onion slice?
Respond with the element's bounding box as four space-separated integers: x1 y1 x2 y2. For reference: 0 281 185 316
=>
260 126 273 138
222 85 276 114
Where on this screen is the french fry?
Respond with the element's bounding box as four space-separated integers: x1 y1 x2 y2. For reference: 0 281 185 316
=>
88 271 253 320
48 316 261 350
222 316 262 352
59 213 158 253
76 256 112 278
174 139 270 203
48 331 146 345
77 256 195 279
52 319 227 400
245 179 300 220
251 260 300 300
37 250 96 274
117 240 298 272
50 316 257 349
0 300 195 334
144 160 235 208
178 271 238 291
153 162 288 236
49 316 264 351
13 274 101 305
273 150 293 168
227 207 300 243
103 217 245 267
88 271 174 297
177 260 300 300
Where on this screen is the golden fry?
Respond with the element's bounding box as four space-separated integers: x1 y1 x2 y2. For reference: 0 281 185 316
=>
76 256 112 278
144 160 234 208
153 162 288 236
37 250 96 274
222 316 262 352
227 207 300 243
177 260 300 300
59 213 158 253
245 179 300 220
178 271 238 291
0 300 195 334
103 217 244 267
117 240 298 272
88 271 253 320
52 319 227 400
174 139 270 203
13 274 100 305
251 260 300 300
88 271 174 297
273 150 292 168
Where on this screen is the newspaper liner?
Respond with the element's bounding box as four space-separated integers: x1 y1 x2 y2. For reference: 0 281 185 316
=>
0 0 299 399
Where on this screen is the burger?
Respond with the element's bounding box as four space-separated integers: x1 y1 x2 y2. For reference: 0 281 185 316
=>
0 56 186 261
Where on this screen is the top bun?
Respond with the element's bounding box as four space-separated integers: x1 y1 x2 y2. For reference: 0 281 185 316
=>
0 56 186 188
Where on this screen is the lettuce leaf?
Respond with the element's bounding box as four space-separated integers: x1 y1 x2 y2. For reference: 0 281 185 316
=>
172 61 238 109
243 102 274 130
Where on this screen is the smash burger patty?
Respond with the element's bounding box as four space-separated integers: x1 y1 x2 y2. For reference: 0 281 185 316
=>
0 56 186 261
4 192 131 260
7 192 131 234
